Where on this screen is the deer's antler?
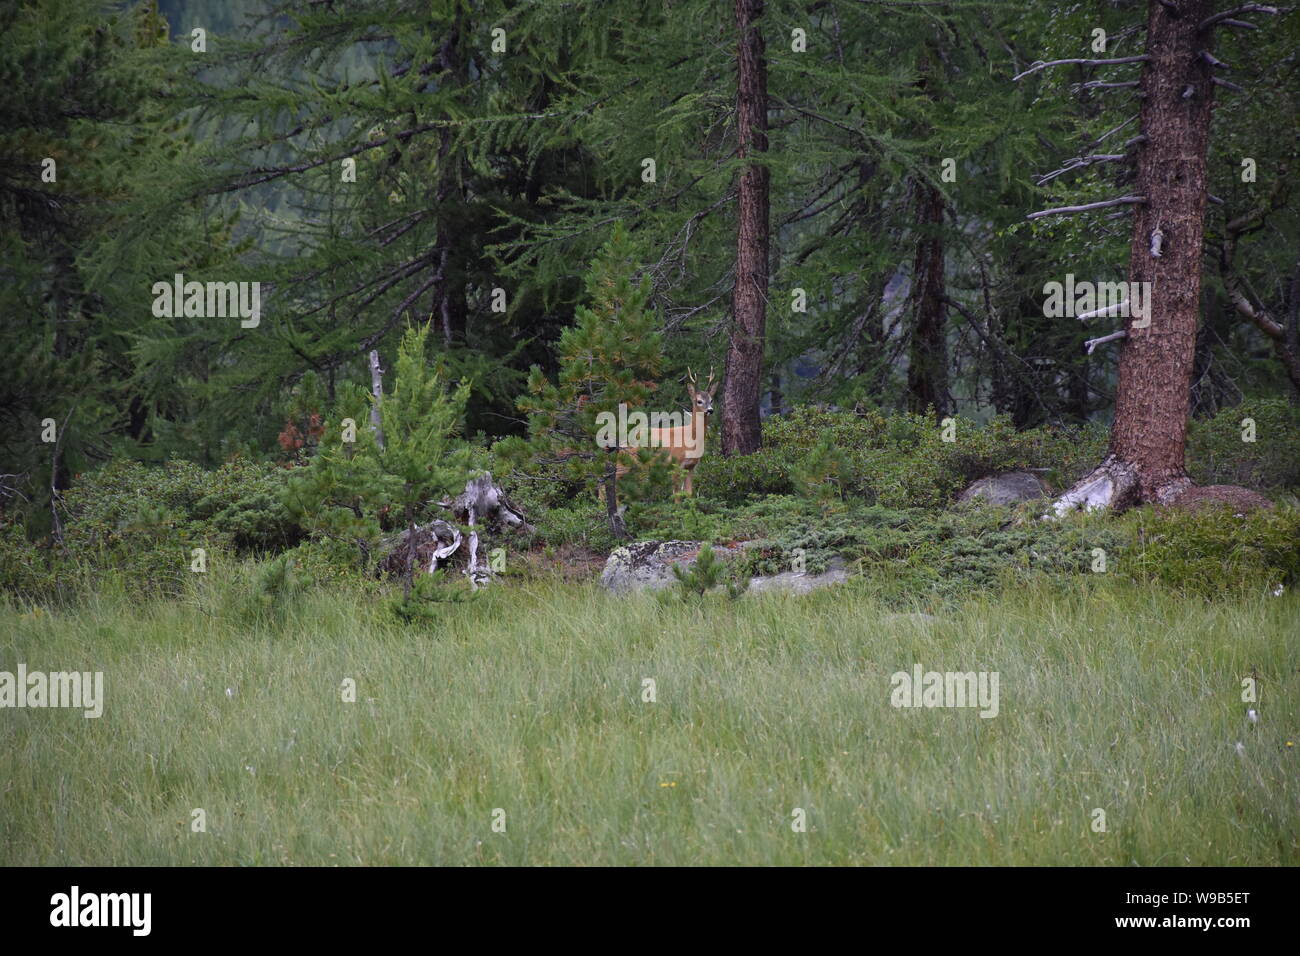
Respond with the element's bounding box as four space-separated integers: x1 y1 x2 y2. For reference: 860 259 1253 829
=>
686 367 697 387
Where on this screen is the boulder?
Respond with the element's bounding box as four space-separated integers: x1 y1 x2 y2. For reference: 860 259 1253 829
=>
745 557 849 595
600 540 743 595
600 541 849 596
957 471 1047 507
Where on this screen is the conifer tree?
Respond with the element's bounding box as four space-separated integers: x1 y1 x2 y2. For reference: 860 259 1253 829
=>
503 225 668 539
285 322 476 596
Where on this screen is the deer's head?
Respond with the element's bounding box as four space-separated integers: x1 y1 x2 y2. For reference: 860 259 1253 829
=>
686 366 718 420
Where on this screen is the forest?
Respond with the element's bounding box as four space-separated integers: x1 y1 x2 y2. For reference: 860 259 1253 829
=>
1 0 1298 868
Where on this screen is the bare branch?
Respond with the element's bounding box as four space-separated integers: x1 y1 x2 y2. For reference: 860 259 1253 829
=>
1026 195 1146 220
1036 154 1127 186
1212 76 1247 93
1085 330 1128 354
1013 56 1150 82
1089 114 1139 149
1199 5 1278 31
1078 301 1131 322
1200 50 1232 69
1216 174 1300 392
1072 80 1140 91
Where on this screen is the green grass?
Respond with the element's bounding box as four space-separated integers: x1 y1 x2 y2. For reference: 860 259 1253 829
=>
2 576 1297 865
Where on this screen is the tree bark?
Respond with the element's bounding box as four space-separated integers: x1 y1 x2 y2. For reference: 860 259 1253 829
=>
432 24 462 348
368 349 386 451
906 179 948 417
603 454 628 539
722 0 769 456
1055 0 1217 513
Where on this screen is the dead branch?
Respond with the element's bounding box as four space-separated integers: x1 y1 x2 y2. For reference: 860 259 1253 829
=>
1012 56 1151 82
1072 80 1140 91
1077 301 1131 322
1085 330 1128 354
1027 195 1145 220
1217 176 1300 392
1036 154 1128 186
1199 5 1279 31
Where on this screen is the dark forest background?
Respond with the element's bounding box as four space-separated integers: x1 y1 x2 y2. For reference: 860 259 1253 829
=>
2 0 1298 536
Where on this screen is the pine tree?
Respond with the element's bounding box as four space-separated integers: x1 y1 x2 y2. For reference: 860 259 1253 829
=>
285 322 476 596
502 225 668 538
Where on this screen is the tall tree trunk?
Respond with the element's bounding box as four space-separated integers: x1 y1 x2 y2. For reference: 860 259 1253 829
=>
906 179 948 417
1054 0 1216 513
432 24 462 348
721 0 769 456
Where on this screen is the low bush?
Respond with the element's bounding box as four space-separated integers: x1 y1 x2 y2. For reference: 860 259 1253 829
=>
694 407 1109 508
44 458 301 597
1186 398 1300 493
623 492 1297 603
1122 505 1300 593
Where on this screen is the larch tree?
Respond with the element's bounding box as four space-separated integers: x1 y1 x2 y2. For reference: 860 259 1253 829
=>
722 0 771 455
1021 0 1281 512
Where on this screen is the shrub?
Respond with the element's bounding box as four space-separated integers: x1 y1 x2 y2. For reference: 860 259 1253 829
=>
46 457 301 597
1186 399 1300 493
527 500 622 554
0 518 62 601
697 407 1107 509
1119 505 1300 593
691 447 795 503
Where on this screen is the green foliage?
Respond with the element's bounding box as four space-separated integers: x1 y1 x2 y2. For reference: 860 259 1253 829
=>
1122 507 1300 594
227 553 308 628
523 501 621 554
503 225 669 531
691 448 796 503
22 457 299 598
387 570 476 625
284 323 477 575
0 518 59 601
624 490 1299 605
696 407 1107 508
671 542 725 597
1187 399 1300 493
791 436 851 507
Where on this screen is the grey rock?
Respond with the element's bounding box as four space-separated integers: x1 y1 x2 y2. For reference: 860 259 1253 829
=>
600 540 742 595
957 471 1047 507
601 541 849 596
745 557 848 595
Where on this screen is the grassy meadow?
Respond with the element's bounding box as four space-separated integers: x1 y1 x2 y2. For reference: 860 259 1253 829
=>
2 576 1296 865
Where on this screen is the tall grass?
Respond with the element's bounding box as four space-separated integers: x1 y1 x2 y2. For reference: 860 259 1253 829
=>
1 574 1296 865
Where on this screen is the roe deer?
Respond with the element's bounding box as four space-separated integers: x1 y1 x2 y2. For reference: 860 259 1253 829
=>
606 367 717 497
